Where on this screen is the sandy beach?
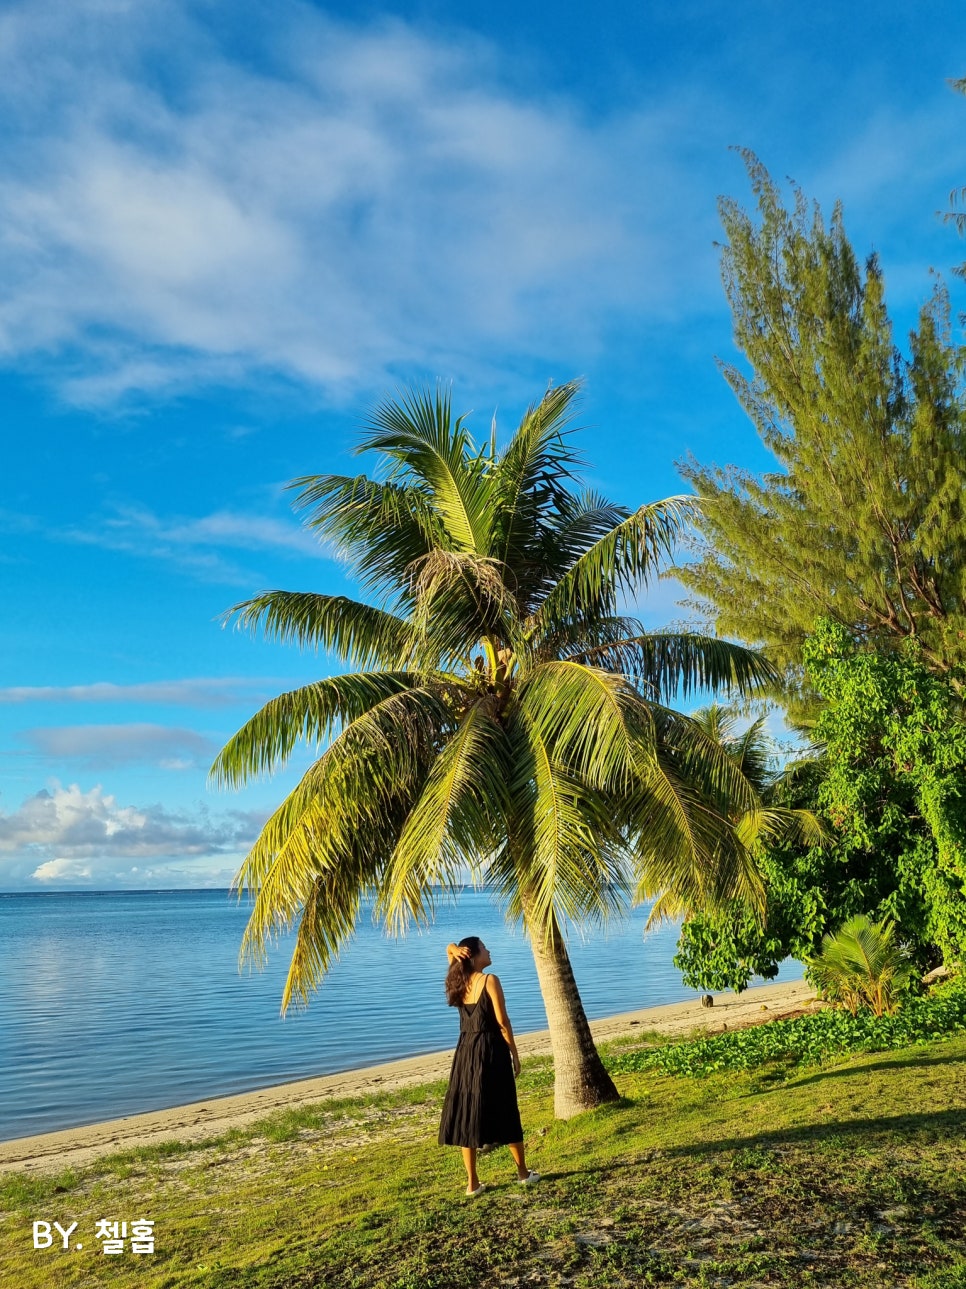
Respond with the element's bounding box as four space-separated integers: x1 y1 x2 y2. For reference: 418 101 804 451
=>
0 979 815 1175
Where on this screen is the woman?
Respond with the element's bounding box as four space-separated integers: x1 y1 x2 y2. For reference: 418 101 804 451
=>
438 936 539 1196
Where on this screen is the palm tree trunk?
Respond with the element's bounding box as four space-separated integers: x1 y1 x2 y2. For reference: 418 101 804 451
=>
523 901 620 1119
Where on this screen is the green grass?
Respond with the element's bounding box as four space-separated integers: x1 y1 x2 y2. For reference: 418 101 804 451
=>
2 1034 965 1288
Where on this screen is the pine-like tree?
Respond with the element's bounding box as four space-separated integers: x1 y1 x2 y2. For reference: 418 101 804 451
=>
678 153 966 719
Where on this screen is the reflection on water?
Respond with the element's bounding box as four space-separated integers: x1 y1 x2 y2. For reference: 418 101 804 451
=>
0 889 802 1140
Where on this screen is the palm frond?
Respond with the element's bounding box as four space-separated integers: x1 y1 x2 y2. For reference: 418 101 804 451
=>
378 701 509 933
517 661 655 795
645 703 762 820
500 711 630 946
493 383 583 570
292 473 445 598
535 496 698 627
238 784 416 1013
222 591 414 669
358 387 495 554
568 633 780 701
734 806 828 851
231 763 331 906
729 715 773 789
513 662 763 927
232 683 458 1008
231 683 450 916
690 704 775 793
535 491 630 582
807 915 915 1016
690 703 739 745
644 890 681 927
629 743 764 921
277 874 355 1013
273 781 423 1014
210 672 422 787
540 615 647 664
624 707 771 924
687 708 826 844
236 792 353 978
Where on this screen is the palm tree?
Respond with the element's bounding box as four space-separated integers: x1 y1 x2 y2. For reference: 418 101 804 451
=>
212 382 779 1118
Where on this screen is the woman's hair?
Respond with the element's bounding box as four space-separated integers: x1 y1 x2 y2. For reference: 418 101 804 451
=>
444 936 481 1007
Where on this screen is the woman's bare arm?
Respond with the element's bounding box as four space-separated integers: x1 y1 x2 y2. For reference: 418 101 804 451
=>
484 975 521 1076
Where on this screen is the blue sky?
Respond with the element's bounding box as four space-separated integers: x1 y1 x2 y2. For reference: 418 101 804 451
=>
2 0 965 890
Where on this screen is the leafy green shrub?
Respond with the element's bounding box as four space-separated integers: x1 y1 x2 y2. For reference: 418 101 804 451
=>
609 975 966 1079
675 622 966 994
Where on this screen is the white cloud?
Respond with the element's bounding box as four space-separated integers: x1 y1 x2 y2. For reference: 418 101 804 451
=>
57 503 326 582
21 723 217 770
811 103 963 223
0 0 719 404
31 857 94 884
0 782 264 887
65 504 322 557
0 487 329 584
0 677 276 706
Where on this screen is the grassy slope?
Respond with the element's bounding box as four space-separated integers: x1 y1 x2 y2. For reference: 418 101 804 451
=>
1 1032 965 1289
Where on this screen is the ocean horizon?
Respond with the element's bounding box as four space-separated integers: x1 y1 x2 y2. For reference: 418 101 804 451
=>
0 888 804 1142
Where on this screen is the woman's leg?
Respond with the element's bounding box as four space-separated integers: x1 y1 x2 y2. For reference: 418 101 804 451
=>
508 1142 530 1179
461 1147 480 1192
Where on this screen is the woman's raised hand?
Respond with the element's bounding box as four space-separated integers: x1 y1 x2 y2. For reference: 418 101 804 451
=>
446 943 471 963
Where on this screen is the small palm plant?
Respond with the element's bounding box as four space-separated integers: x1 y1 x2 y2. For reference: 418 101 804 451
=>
807 914 915 1016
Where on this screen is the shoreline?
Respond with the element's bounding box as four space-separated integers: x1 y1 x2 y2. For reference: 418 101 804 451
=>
0 979 815 1175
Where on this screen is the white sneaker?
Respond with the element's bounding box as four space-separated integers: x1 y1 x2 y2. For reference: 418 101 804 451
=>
517 1170 540 1185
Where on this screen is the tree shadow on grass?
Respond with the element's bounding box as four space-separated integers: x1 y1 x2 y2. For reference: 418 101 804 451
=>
782 1051 966 1090
620 1106 966 1162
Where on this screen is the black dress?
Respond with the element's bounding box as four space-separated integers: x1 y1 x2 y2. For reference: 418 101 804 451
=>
438 977 524 1148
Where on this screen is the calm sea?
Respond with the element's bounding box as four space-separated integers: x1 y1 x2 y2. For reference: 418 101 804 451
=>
0 889 803 1142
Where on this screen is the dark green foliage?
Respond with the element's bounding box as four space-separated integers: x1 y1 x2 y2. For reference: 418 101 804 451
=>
675 621 966 991
804 621 966 963
673 715 827 992
611 974 966 1079
678 153 966 720
666 149 966 996
673 832 826 992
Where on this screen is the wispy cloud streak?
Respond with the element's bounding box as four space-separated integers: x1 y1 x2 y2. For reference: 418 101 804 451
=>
0 678 277 706
21 723 217 770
